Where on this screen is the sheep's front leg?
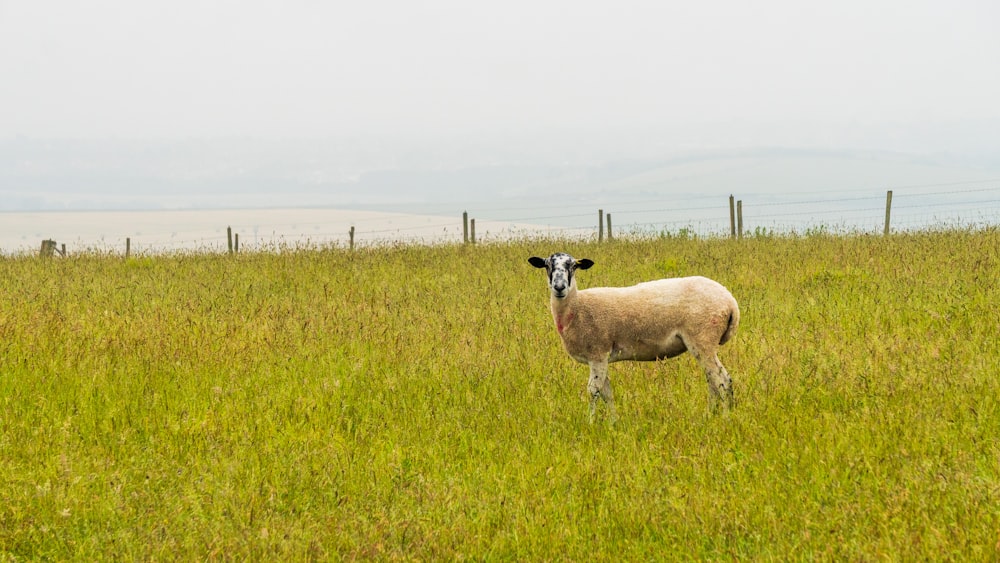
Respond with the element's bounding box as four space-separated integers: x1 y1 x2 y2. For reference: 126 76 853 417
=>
587 359 617 423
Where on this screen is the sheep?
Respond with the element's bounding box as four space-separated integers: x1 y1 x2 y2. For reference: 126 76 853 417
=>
528 252 740 421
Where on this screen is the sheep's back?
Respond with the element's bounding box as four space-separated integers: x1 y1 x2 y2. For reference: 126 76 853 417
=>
577 276 736 336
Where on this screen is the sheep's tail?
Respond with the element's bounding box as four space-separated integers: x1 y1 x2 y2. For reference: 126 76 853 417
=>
719 300 740 346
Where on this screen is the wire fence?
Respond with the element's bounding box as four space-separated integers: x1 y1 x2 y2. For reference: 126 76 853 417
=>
5 179 1000 255
512 182 1000 236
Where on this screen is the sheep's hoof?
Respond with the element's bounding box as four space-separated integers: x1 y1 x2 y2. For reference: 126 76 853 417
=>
709 397 734 415
587 407 618 425
607 405 619 424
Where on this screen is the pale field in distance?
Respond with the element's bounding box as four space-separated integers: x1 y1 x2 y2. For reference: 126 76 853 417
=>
0 208 562 254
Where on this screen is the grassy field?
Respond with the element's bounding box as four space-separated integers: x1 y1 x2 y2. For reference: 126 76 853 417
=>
1 229 998 560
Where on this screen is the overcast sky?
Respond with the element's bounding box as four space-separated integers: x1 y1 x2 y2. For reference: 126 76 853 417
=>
2 0 998 145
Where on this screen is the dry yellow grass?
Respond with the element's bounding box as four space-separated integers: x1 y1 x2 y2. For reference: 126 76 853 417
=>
1 229 998 559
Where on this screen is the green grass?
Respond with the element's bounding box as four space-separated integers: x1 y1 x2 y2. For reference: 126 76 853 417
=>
2 229 999 560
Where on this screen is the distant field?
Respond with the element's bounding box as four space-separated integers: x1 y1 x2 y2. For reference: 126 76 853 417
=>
0 208 555 255
1 229 998 559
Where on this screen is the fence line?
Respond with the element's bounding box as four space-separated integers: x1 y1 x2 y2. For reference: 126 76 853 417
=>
15 180 1000 256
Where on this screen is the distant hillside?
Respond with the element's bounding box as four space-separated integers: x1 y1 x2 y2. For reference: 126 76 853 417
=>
2 138 998 216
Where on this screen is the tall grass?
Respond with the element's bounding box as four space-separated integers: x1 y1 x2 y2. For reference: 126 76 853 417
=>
1 229 998 560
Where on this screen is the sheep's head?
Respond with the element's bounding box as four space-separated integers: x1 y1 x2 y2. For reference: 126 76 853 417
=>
528 253 594 299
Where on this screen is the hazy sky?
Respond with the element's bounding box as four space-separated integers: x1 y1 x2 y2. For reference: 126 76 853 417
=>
2 0 998 143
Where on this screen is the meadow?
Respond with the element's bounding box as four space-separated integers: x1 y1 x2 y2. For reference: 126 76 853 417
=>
1 229 998 560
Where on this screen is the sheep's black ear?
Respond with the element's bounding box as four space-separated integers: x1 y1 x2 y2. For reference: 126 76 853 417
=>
576 259 595 270
528 257 547 268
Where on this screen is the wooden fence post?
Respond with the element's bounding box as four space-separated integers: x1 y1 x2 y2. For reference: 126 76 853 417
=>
227 226 233 254
884 190 893 235
737 200 743 239
598 209 604 242
349 226 355 250
126 237 131 258
39 239 57 258
234 233 239 254
470 219 476 244
463 211 469 244
606 213 612 241
729 195 736 239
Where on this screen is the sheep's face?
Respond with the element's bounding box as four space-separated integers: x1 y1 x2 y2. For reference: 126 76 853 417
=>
528 253 594 299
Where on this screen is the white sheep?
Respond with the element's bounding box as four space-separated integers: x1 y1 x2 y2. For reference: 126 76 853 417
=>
528 252 740 420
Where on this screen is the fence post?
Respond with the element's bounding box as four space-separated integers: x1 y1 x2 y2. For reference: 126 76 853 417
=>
349 226 355 250
729 195 736 239
598 209 604 242
227 226 233 254
60 243 66 257
234 233 239 254
884 190 893 235
39 239 56 258
463 211 469 244
606 213 612 241
737 200 743 239
126 237 131 258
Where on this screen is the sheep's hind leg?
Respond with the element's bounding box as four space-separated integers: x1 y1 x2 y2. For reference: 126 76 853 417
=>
587 359 617 423
702 354 734 412
684 340 734 413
